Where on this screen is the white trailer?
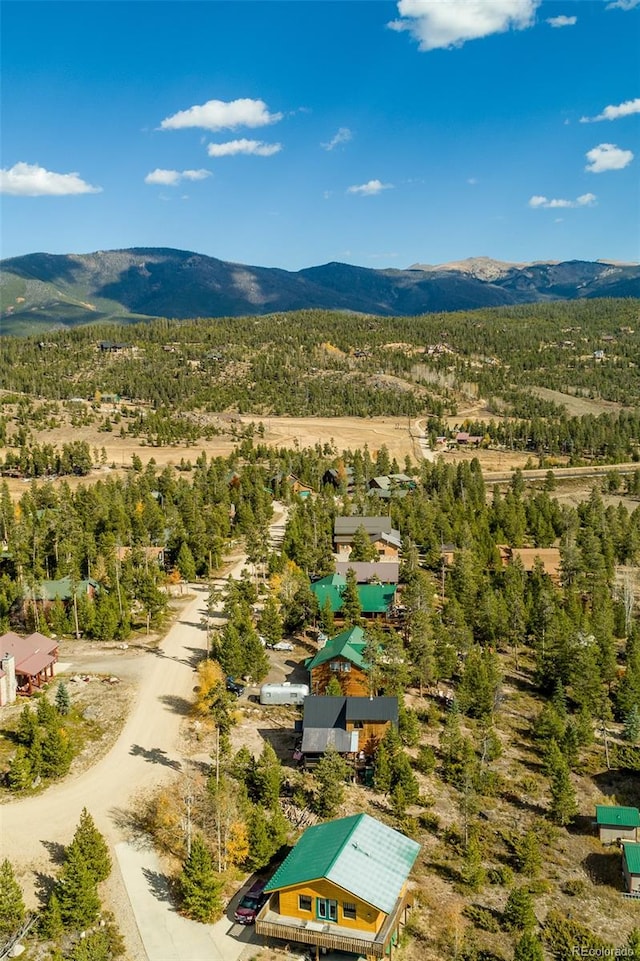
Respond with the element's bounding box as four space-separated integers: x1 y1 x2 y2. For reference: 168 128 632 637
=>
259 682 309 706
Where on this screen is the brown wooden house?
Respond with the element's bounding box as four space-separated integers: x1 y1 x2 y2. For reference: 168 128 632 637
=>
305 626 369 696
300 696 398 766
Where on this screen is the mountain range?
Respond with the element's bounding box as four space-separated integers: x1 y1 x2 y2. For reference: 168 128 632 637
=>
1 248 639 334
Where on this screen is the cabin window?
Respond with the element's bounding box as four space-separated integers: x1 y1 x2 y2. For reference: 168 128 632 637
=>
299 895 312 912
342 902 357 920
352 720 363 729
316 898 337 922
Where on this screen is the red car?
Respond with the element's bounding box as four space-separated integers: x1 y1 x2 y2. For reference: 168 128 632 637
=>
234 880 267 924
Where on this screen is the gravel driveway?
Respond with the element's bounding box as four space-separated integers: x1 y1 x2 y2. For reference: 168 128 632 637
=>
0 521 285 960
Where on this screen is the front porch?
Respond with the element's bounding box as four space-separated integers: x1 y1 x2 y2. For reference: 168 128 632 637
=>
255 893 411 960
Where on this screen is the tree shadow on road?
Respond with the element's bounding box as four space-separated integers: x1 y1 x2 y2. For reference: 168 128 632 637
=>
130 744 182 770
40 839 66 866
142 867 178 908
158 693 193 716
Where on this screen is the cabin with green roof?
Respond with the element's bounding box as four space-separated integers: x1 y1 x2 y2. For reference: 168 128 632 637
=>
596 805 640 844
305 626 370 696
310 574 396 619
623 842 640 894
255 812 420 959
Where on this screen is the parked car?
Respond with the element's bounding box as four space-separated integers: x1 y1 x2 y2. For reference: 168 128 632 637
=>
234 880 267 924
226 676 245 697
269 641 294 651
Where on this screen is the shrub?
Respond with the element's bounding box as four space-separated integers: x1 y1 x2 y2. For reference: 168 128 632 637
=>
463 904 500 932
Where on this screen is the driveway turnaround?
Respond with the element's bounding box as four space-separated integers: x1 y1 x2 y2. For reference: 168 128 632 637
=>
115 842 258 961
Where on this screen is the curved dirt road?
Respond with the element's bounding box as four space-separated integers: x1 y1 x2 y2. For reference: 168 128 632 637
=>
0 562 246 957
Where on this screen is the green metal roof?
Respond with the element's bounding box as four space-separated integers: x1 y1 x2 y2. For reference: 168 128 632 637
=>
310 578 397 615
264 813 420 914
25 577 100 602
623 843 640 875
596 805 640 827
306 626 368 672
358 584 396 613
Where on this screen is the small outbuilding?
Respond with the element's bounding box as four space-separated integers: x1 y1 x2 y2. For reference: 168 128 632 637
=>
623 842 640 894
596 805 640 844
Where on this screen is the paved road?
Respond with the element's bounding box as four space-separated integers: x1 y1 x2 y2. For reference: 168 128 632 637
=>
1 504 288 960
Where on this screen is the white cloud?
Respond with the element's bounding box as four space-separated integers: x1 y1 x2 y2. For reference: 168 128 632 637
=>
206 139 281 157
321 127 353 151
160 98 282 132
606 0 640 10
585 143 634 172
388 0 541 51
529 193 597 208
467 177 479 185
546 15 577 27
0 161 102 196
580 97 640 123
144 168 210 186
347 179 393 196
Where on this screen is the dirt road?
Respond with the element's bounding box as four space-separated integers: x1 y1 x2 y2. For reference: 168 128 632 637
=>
0 553 255 958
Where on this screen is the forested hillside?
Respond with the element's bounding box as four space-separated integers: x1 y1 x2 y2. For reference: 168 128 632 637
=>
1 299 639 468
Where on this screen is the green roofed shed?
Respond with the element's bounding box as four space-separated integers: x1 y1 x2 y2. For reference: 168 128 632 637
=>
596 805 640 827
624 843 640 875
596 804 640 844
264 812 420 915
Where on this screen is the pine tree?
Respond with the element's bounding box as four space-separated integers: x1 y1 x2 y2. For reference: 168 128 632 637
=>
55 680 71 716
313 746 349 818
39 891 64 940
503 886 536 931
257 595 283 648
57 844 101 929
513 830 542 878
246 805 276 871
176 542 197 582
67 808 112 883
513 932 544 961
319 595 335 636
350 525 377 562
373 741 392 795
547 742 578 826
41 720 73 779
341 568 362 627
461 833 485 892
251 743 282 809
325 675 343 696
178 835 223 923
625 704 640 743
36 694 56 725
0 859 26 939
16 704 37 746
8 745 35 791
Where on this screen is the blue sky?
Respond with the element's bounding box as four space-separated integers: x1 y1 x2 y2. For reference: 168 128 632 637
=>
1 0 639 270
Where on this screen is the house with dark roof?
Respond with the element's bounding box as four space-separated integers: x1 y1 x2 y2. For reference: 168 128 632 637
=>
255 812 420 959
300 695 398 765
0 631 59 701
305 625 370 696
334 516 402 559
322 466 355 492
310 575 397 623
596 805 640 844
